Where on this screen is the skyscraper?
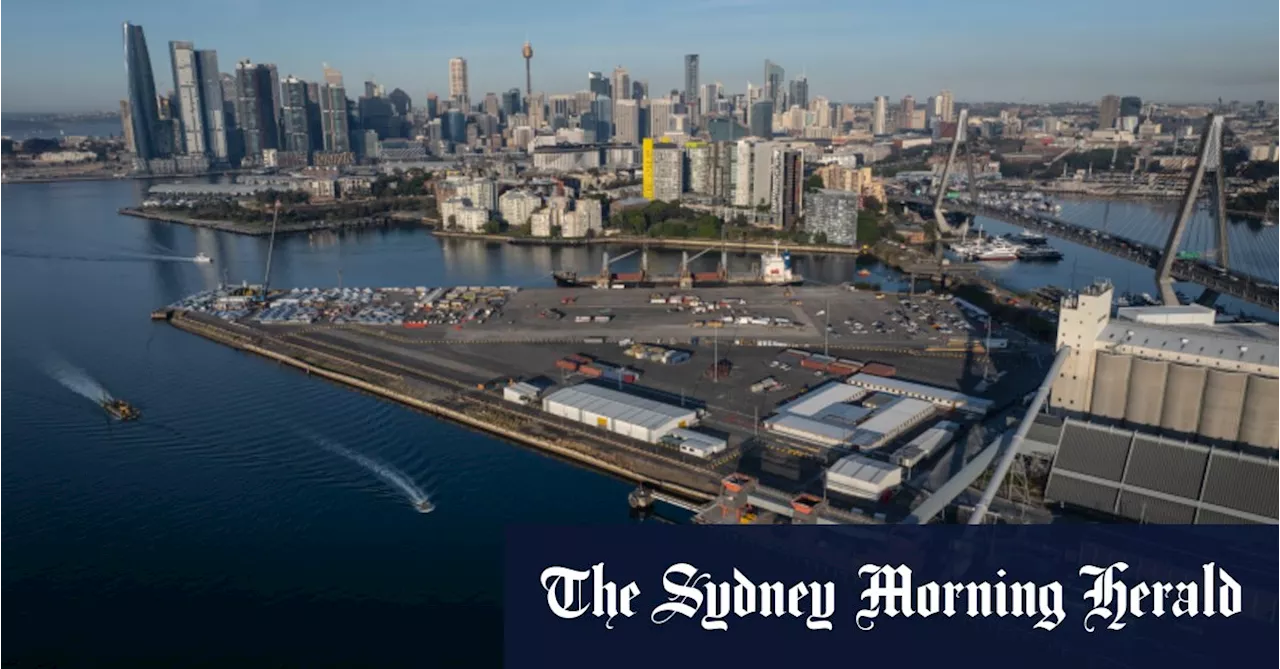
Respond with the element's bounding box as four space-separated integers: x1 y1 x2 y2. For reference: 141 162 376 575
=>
764 60 785 109
319 81 350 153
684 54 699 106
613 99 640 145
119 100 135 153
168 41 205 155
234 60 280 160
899 95 915 130
588 71 610 98
484 93 501 118
700 82 721 116
501 89 521 118
590 95 612 143
872 96 887 135
323 65 343 86
195 50 229 163
770 149 803 228
1120 96 1142 118
749 100 774 138
388 88 412 116
122 22 163 160
649 99 673 138
788 77 808 110
449 57 469 108
279 76 312 153
611 66 630 129
425 93 439 120
632 80 647 101
938 89 954 123
1099 94 1121 130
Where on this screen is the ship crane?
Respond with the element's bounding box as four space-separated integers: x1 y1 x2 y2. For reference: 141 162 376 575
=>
679 247 716 287
598 249 641 287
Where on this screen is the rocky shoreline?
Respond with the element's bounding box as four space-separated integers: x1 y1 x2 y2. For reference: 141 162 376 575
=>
119 207 423 236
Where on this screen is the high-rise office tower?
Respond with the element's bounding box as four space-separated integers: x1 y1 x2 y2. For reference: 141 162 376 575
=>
264 64 281 134
484 93 501 118
632 80 647 101
700 82 721 116
611 66 630 127
234 60 280 160
443 110 466 143
194 50 228 163
449 57 469 108
425 93 439 120
899 95 915 130
501 89 521 118
649 98 673 138
1120 96 1142 118
122 22 163 160
591 96 613 143
364 81 379 99
872 96 887 135
168 41 205 155
323 65 343 86
613 99 640 145
388 88 411 116
522 42 534 105
319 81 351 153
764 60 785 108
305 82 323 152
588 71 610 98
788 77 808 110
684 54 699 106
279 76 312 153
1098 94 1121 130
119 100 135 152
938 89 954 123
771 149 803 228
749 100 774 138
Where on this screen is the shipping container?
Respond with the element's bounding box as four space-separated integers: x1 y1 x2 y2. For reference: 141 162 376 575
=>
836 358 864 370
622 373 637 383
863 362 897 377
827 363 857 376
801 358 829 371
579 365 604 378
782 348 810 360
555 359 580 372
613 273 643 282
693 272 719 281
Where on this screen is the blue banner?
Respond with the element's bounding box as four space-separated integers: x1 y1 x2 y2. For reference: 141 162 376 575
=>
505 526 1277 668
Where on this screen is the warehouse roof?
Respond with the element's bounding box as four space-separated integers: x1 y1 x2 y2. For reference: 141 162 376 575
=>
544 384 694 431
827 454 901 486
664 428 727 451
777 382 867 417
847 374 994 414
764 413 859 445
1045 419 1278 524
849 397 936 448
1099 320 1278 369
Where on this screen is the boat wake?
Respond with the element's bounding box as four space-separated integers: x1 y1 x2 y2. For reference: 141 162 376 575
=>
2 250 205 264
44 356 111 404
312 435 435 513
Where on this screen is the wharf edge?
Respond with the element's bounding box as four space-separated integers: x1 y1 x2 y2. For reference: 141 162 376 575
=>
163 312 719 505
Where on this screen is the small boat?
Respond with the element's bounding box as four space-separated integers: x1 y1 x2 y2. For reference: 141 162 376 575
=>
192 253 213 264
415 499 435 514
102 398 140 421
857 269 871 277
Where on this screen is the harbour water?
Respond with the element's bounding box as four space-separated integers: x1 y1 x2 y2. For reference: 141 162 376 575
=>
2 179 1276 665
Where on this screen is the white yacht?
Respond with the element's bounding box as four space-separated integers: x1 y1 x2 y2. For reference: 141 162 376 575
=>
193 253 213 264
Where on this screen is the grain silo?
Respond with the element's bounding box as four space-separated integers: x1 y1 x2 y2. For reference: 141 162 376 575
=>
1198 369 1247 443
1089 351 1131 420
1160 363 1206 436
1124 358 1168 428
1238 375 1279 449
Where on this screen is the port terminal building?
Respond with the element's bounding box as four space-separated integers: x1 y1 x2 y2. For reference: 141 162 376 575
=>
1039 281 1278 524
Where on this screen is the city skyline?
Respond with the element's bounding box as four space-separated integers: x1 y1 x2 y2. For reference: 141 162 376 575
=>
2 0 1278 113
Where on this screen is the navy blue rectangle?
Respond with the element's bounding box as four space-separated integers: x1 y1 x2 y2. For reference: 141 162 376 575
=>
505 526 1277 669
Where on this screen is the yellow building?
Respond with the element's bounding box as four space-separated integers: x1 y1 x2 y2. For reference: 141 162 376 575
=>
642 138 654 200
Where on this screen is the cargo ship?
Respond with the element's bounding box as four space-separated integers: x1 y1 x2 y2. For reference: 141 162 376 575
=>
552 244 804 288
102 398 140 421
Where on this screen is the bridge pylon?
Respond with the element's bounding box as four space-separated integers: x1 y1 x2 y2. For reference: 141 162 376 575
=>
1157 113 1229 307
931 109 971 261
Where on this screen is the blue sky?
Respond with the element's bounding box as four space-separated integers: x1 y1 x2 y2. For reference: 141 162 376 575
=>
2 0 1277 112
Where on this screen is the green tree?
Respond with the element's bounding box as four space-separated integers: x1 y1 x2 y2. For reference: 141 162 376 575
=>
805 174 824 192
813 231 829 245
551 224 563 238
447 214 458 231
482 220 502 234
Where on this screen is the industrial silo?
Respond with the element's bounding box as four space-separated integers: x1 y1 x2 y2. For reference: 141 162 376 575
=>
1124 358 1169 429
1237 375 1279 449
1160 363 1206 436
1198 369 1247 443
1090 351 1131 420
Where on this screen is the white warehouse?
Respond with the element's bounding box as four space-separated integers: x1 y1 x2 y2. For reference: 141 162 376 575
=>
542 384 698 443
